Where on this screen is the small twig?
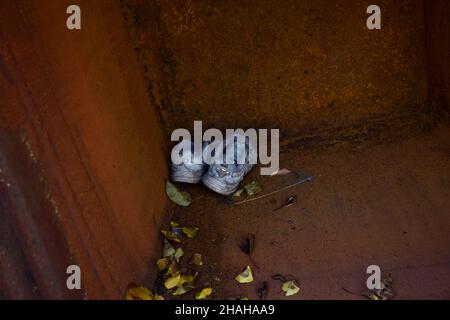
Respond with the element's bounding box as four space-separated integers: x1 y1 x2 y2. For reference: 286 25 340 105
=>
271 274 300 286
231 175 313 206
249 255 260 270
273 195 297 211
342 287 363 297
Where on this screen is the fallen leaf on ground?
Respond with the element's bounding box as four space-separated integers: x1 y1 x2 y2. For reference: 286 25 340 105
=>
365 292 382 300
195 288 213 300
161 230 182 243
166 181 192 207
282 281 300 296
178 274 197 287
235 266 254 284
163 239 176 257
363 276 395 300
157 258 171 272
182 226 199 239
272 274 301 297
189 253 203 266
172 285 193 296
164 273 181 289
244 179 263 196
165 259 179 276
170 221 183 236
125 283 163 300
233 189 245 197
125 283 152 300
274 195 297 211
174 247 184 262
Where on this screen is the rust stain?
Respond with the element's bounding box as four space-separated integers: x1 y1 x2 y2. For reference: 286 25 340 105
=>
126 0 429 140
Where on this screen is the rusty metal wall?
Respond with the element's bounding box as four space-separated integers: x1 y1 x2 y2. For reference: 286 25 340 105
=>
0 131 83 299
126 0 429 139
0 0 169 299
425 0 450 118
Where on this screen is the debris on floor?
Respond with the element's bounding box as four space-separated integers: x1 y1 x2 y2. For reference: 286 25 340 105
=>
272 274 301 297
341 275 396 300
189 253 204 266
270 168 297 177
229 173 313 206
363 276 396 300
195 287 213 300
232 178 263 198
131 161 315 300
161 229 182 243
182 226 199 239
244 179 263 196
164 274 182 289
130 218 207 300
274 195 298 211
125 282 164 300
235 266 254 284
166 180 192 207
281 281 301 297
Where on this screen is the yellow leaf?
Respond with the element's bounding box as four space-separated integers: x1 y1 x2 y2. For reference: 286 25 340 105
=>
157 258 171 272
195 287 213 300
178 274 196 287
189 253 203 266
182 226 199 239
125 283 154 300
170 221 183 237
166 181 191 206
161 230 182 243
165 259 179 276
172 285 192 296
244 179 263 196
235 266 253 284
282 281 300 296
174 247 184 262
163 239 176 257
164 273 181 289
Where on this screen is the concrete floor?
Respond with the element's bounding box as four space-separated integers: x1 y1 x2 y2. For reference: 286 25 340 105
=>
169 124 450 300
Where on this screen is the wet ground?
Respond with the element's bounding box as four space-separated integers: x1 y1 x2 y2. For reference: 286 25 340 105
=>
167 124 450 300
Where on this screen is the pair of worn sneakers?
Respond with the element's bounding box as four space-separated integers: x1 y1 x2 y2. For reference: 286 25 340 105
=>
171 133 256 196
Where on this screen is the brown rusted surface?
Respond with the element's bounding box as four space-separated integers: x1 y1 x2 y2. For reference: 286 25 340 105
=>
0 130 83 299
425 0 450 118
171 124 450 299
126 0 429 139
0 0 168 299
0 0 449 300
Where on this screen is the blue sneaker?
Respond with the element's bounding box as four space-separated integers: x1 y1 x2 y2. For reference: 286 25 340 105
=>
171 140 205 184
202 133 256 195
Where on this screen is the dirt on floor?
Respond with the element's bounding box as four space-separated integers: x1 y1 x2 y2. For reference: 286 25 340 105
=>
160 124 450 300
